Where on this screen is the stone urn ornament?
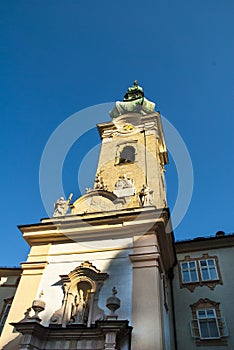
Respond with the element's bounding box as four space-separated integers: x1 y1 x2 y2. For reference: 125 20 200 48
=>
106 287 121 320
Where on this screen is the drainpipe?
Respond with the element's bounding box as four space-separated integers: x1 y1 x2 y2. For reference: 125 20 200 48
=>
168 268 178 350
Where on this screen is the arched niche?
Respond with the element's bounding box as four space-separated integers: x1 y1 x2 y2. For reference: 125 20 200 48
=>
50 261 109 327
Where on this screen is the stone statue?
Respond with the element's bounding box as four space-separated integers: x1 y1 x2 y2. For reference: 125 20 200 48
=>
71 291 86 324
109 81 156 118
53 193 73 217
139 185 154 206
71 284 90 324
94 170 108 191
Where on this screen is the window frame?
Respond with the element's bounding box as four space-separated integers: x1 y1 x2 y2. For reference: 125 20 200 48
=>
199 258 218 281
196 308 220 339
190 298 228 346
0 299 12 335
178 254 222 291
180 260 199 284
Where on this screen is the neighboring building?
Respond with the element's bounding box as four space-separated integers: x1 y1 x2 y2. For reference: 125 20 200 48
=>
0 83 233 349
174 232 234 350
0 268 21 336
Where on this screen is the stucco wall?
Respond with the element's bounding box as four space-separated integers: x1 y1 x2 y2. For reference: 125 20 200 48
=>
37 238 133 326
173 245 234 350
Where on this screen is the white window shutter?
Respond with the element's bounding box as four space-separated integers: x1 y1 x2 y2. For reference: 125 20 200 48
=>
190 320 198 338
220 318 229 337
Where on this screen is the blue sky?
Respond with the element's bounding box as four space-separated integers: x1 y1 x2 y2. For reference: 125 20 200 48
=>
1 0 234 266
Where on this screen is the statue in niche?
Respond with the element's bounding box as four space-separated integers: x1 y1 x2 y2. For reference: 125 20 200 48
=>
139 185 154 206
71 281 91 325
50 262 108 327
109 80 155 118
53 193 73 217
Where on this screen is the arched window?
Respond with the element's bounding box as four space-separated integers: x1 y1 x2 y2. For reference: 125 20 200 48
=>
119 146 135 163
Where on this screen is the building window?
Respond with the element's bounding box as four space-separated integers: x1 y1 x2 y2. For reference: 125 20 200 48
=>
0 300 12 334
178 254 222 291
199 259 218 281
190 299 228 346
197 309 220 339
180 261 198 283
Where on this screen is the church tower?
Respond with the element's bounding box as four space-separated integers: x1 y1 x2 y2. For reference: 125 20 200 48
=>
0 82 176 350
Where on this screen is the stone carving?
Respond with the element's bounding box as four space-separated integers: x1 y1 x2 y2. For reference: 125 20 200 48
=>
19 307 32 322
113 175 135 198
110 80 155 118
27 291 46 323
94 170 108 191
71 281 91 324
71 191 126 214
89 195 112 211
106 287 121 320
139 185 154 206
115 174 134 189
53 193 73 217
50 262 108 327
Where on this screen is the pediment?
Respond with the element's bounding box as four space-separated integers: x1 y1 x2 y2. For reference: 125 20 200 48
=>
71 190 126 214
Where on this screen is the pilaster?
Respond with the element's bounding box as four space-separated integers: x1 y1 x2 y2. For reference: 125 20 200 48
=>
0 245 50 349
130 234 165 350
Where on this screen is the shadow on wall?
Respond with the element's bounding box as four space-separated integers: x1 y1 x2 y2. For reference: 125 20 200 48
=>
98 247 133 321
3 334 22 350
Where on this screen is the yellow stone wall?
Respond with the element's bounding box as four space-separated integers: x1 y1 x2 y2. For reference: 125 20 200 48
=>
96 121 166 209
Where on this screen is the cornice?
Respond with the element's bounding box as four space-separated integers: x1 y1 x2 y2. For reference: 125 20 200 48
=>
18 207 171 246
175 234 234 253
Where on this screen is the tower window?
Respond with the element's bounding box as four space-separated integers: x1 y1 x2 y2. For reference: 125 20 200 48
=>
119 146 135 163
